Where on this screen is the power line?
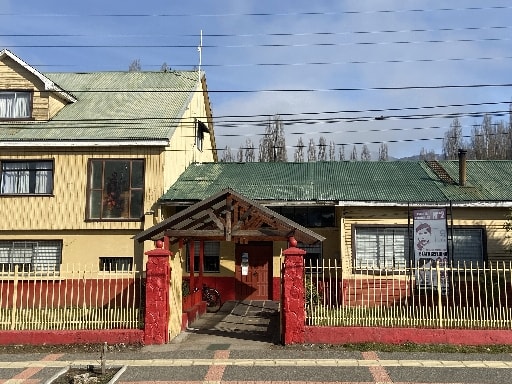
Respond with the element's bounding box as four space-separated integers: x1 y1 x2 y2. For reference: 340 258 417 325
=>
4 36 511 49
1 6 511 18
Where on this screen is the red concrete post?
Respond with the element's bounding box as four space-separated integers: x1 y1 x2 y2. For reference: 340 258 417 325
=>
143 239 172 345
281 236 306 344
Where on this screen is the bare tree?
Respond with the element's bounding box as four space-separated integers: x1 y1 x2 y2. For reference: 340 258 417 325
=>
329 141 336 161
259 115 287 162
443 118 463 159
360 144 371 161
307 138 317 162
318 136 327 161
221 146 234 162
378 143 388 161
160 62 170 72
350 146 358 160
294 137 305 162
236 146 244 162
339 145 346 161
244 139 256 162
128 59 141 72
419 147 437 160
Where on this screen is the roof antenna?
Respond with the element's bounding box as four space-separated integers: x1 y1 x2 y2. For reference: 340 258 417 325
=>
197 30 203 83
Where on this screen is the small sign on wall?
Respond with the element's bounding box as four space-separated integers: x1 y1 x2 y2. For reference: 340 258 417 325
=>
241 252 249 276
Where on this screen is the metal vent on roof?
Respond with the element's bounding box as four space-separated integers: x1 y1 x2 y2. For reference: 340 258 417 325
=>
426 160 456 184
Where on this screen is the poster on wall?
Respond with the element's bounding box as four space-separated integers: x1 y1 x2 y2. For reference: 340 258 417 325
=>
413 208 448 292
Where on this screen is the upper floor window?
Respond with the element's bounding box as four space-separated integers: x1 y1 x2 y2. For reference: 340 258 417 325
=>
0 91 32 119
0 160 53 195
195 120 208 152
87 159 144 220
0 240 62 274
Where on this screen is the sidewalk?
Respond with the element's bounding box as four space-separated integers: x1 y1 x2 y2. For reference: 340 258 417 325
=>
1 301 512 384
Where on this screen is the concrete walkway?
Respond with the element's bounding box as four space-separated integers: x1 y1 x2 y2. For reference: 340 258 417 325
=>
150 300 281 351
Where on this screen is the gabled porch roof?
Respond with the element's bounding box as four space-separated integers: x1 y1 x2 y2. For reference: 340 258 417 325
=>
135 188 325 245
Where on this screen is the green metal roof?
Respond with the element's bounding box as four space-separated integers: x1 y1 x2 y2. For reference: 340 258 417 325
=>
161 161 512 203
0 71 201 142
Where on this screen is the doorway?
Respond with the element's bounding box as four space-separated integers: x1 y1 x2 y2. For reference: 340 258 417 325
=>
235 242 273 300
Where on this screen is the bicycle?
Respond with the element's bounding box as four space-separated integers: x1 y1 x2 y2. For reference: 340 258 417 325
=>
201 284 222 313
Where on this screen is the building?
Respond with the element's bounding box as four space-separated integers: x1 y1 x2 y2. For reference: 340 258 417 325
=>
136 153 512 303
0 48 216 278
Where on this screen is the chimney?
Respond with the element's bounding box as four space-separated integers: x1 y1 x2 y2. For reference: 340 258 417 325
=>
458 149 467 186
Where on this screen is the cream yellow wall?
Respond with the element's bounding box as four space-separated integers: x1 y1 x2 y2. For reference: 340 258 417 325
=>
0 57 68 121
339 205 511 273
163 82 216 191
0 147 168 271
168 244 185 339
0 148 164 231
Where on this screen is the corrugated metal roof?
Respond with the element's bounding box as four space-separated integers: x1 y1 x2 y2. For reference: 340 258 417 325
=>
0 71 200 142
161 161 512 203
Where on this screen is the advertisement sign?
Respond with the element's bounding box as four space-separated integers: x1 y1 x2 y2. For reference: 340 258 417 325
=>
413 208 448 292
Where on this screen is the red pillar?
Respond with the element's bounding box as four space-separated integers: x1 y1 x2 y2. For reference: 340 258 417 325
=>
281 236 306 344
144 239 172 345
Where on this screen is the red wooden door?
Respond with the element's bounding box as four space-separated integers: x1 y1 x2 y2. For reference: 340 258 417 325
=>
235 242 273 300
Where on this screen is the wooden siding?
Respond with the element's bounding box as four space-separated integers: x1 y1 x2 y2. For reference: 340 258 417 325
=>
0 147 165 231
340 206 511 272
0 56 68 121
165 82 215 188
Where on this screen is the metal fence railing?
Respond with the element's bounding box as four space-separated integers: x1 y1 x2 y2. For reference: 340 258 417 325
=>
0 264 143 331
305 260 512 329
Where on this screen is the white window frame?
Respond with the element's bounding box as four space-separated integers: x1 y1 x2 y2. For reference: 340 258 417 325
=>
0 91 31 119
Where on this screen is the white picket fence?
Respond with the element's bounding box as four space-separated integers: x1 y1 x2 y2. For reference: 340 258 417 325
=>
306 260 512 329
0 264 143 331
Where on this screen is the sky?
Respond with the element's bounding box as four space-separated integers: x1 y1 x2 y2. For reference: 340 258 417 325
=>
1 0 512 160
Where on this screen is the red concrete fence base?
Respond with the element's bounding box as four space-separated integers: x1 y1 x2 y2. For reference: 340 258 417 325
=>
0 329 144 346
305 326 512 346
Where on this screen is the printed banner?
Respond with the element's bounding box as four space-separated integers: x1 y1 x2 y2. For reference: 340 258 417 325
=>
413 208 448 292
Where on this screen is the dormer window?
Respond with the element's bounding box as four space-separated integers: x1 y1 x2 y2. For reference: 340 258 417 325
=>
0 91 32 119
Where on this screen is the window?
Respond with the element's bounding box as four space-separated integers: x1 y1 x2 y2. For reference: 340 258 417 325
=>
0 160 53 195
87 159 144 220
354 227 410 269
186 241 220 272
354 226 485 270
195 120 208 152
0 240 62 273
271 206 335 227
451 228 484 266
0 91 32 119
99 257 133 272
